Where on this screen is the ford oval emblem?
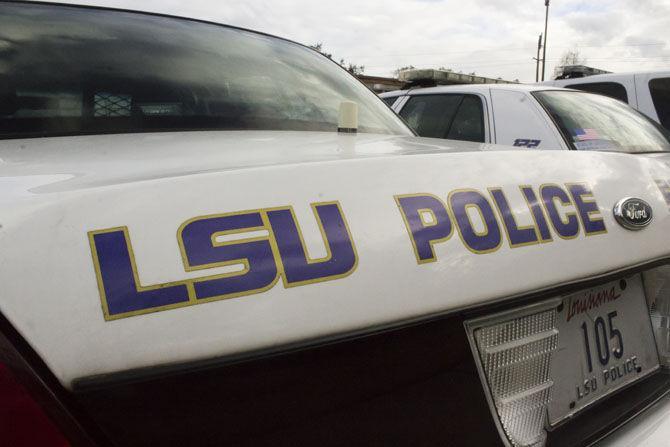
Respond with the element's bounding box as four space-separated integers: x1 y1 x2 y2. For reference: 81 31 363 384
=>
613 198 653 230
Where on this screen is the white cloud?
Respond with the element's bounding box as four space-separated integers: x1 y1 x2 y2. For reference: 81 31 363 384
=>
42 0 670 81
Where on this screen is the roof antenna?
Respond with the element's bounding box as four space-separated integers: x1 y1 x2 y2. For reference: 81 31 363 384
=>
338 101 358 134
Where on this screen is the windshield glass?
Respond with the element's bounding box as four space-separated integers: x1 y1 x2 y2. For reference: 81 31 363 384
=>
533 90 670 153
0 3 410 139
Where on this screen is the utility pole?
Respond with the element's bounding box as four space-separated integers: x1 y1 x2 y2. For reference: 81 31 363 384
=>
533 33 542 82
541 0 550 81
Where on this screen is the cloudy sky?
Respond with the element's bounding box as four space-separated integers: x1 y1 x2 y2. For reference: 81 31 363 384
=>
49 0 670 82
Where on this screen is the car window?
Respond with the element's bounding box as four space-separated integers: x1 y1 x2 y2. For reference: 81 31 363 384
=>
649 78 670 130
447 95 485 142
381 96 399 107
566 82 629 103
534 90 670 153
398 94 464 138
0 3 411 139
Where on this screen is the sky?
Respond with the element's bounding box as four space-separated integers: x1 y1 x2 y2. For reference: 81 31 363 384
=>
46 0 670 82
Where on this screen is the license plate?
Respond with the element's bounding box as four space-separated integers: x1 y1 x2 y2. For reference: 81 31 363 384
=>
547 274 659 426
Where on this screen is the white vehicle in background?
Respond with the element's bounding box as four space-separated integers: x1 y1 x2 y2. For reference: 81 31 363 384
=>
4 3 670 447
542 71 670 130
380 84 670 152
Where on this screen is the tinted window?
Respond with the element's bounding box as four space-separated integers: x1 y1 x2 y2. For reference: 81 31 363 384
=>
650 77 670 130
399 95 462 138
381 96 400 107
0 3 410 139
447 95 485 142
566 82 628 103
534 90 670 153
399 94 485 142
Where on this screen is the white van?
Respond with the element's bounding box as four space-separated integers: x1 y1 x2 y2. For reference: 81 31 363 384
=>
542 71 670 130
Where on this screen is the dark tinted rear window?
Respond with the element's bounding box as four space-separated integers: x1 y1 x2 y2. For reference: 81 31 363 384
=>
399 94 485 142
565 82 628 103
650 77 670 130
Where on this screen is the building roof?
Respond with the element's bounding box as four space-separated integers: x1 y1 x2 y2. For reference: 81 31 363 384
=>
357 75 404 93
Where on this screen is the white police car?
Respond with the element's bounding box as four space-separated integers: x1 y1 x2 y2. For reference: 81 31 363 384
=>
381 84 670 152
2 2 670 447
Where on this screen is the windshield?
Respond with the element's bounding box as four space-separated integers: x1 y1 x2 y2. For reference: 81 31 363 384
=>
533 90 670 153
0 3 410 139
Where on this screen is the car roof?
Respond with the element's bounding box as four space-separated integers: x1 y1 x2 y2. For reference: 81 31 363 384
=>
379 83 568 98
539 70 670 86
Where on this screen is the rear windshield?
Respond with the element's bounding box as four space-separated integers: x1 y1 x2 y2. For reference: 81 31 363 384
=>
0 3 410 139
534 90 670 153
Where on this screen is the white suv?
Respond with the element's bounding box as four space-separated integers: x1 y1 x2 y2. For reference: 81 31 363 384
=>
542 71 670 130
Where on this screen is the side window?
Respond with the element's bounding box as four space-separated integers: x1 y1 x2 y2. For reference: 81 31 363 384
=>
399 94 463 138
447 95 485 142
381 96 399 107
491 89 564 150
649 78 670 130
566 82 628 103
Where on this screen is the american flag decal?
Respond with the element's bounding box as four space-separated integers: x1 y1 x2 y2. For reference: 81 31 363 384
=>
574 128 601 141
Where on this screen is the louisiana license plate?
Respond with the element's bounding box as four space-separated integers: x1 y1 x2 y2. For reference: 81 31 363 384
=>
547 274 659 426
